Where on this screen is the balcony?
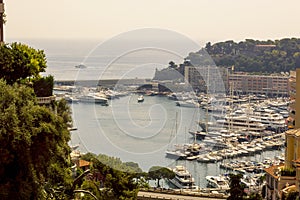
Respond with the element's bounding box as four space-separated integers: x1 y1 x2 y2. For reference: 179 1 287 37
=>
37 96 56 105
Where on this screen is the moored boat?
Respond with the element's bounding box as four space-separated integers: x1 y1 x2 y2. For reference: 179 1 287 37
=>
78 93 108 105
137 95 144 103
206 175 230 190
168 166 197 189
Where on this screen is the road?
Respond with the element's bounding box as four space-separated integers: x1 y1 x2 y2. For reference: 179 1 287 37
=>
138 191 227 200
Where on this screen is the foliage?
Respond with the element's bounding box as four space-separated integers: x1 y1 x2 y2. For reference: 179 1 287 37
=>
56 98 73 126
246 193 263 200
0 43 47 84
32 75 54 97
79 180 101 200
188 38 300 73
95 154 143 174
227 173 246 200
80 153 141 199
285 190 299 200
148 166 175 188
0 80 72 199
280 167 296 177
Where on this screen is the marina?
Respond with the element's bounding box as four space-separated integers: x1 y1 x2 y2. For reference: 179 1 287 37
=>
60 87 287 190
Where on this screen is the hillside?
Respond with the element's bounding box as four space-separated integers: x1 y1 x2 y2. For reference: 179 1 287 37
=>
187 38 300 73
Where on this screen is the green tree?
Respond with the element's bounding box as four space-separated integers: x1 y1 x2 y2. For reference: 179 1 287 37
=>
285 190 299 200
247 193 263 200
294 52 300 67
197 38 300 73
148 166 175 188
79 153 140 200
0 80 72 199
168 61 176 68
0 43 47 84
227 173 246 200
32 75 54 97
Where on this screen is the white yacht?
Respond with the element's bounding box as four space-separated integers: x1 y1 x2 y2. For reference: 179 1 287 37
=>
176 100 200 108
206 175 230 190
78 93 108 105
165 149 187 160
235 107 287 131
137 95 144 103
168 166 196 189
216 115 266 132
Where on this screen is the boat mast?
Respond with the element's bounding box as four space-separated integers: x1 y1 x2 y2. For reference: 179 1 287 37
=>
205 66 210 133
175 111 178 144
229 66 234 133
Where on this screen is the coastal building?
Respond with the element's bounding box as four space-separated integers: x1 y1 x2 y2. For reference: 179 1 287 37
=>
264 164 296 200
228 72 289 96
184 66 227 93
37 96 56 105
183 66 289 96
287 70 297 129
264 69 300 199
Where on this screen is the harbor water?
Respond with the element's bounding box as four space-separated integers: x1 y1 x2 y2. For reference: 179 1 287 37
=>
13 38 284 189
70 94 284 188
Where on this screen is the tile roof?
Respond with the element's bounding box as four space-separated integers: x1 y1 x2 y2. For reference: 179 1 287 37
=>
79 160 90 167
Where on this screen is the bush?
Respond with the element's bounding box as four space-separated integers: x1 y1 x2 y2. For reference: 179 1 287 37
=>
280 168 296 177
33 75 54 97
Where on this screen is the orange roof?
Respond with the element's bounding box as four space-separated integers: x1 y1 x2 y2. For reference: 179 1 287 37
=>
79 160 90 167
264 164 284 178
286 129 300 136
293 158 300 167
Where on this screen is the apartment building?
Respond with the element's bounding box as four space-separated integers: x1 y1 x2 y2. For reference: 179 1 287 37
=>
229 72 289 96
184 66 289 96
264 69 300 199
184 66 227 94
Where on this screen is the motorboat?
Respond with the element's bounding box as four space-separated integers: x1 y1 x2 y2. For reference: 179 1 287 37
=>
165 149 187 160
197 154 223 163
75 64 87 69
176 100 200 108
168 166 196 189
78 93 108 105
206 175 230 190
137 95 144 103
64 95 79 103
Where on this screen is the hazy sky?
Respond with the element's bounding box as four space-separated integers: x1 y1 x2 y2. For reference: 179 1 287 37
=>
5 0 300 43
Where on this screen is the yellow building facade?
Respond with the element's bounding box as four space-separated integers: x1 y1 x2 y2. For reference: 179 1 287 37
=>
265 69 300 199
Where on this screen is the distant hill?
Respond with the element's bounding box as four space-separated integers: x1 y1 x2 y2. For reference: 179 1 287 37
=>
187 38 300 73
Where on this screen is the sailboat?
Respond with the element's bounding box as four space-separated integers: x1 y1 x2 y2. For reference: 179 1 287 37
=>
165 112 187 160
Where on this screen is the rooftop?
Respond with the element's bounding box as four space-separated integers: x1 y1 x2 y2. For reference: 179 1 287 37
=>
79 160 90 167
264 164 284 178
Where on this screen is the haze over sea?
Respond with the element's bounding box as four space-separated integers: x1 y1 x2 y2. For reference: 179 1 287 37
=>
7 38 284 188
